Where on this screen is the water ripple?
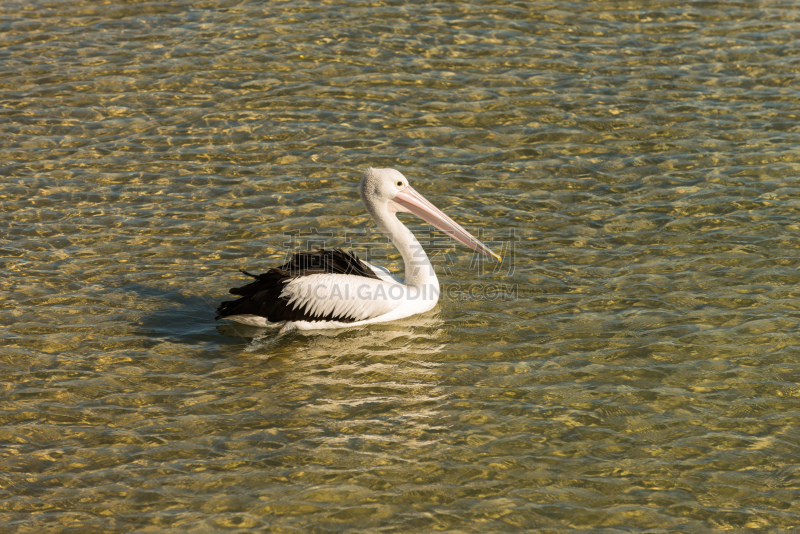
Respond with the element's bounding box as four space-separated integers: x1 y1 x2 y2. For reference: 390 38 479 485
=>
3 0 800 531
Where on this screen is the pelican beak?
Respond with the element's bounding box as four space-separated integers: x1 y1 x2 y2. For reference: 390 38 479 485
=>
391 186 502 261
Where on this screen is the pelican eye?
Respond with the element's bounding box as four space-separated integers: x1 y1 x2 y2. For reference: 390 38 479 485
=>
396 180 404 188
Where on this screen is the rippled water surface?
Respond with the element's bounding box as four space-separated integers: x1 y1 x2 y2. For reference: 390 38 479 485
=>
3 0 800 532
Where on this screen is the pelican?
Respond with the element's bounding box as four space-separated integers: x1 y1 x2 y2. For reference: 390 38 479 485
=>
216 167 500 332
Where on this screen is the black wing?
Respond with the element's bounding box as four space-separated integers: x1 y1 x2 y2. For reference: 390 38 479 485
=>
215 248 380 323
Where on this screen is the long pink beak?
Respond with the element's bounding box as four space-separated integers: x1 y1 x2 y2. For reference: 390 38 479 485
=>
390 186 501 261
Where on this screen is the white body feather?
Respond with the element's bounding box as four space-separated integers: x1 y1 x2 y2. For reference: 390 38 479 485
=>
279 273 439 332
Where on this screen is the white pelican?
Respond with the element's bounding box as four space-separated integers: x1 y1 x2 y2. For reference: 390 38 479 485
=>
216 167 500 332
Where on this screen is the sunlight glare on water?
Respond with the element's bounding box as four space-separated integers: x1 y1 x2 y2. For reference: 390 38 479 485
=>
2 0 800 532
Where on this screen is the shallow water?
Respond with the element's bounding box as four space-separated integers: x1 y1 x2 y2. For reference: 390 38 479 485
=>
2 0 800 532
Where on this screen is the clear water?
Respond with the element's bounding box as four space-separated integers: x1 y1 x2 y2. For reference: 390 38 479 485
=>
2 1 799 532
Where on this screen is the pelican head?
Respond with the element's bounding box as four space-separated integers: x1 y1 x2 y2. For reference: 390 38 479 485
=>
360 168 501 261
